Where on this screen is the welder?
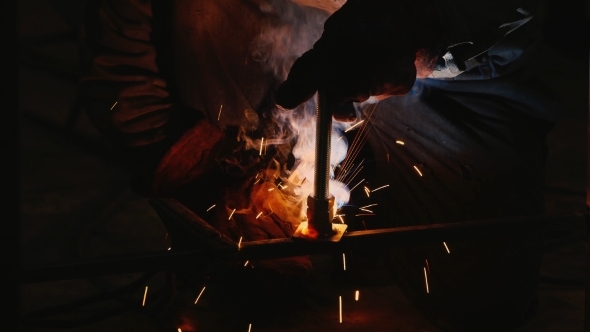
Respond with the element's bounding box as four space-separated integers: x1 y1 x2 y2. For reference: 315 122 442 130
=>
80 0 559 330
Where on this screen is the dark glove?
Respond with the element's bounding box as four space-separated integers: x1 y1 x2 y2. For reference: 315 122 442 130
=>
274 0 446 117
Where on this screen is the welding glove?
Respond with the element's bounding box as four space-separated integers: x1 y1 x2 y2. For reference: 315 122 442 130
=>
274 0 448 119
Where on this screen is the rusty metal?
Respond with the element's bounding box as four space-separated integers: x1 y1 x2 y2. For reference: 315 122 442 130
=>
20 199 586 284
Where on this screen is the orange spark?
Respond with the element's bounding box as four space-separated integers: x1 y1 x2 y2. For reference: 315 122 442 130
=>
267 188 275 192
217 104 223 121
363 186 371 197
244 260 249 267
248 323 252 332
424 267 429 294
443 242 450 254
349 179 365 192
207 204 216 212
110 101 118 110
228 208 236 220
168 247 171 251
345 120 365 132
396 140 405 145
194 286 206 304
255 211 263 219
355 213 376 217
339 296 343 323
360 204 377 209
343 253 346 271
259 138 264 155
414 165 423 177
142 286 148 306
238 236 243 249
372 184 389 192
359 208 373 213
355 290 359 301
337 215 345 224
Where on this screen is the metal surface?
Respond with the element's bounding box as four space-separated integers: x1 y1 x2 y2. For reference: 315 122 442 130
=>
20 200 586 284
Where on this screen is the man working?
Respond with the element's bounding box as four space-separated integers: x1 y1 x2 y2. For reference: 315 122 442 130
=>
81 0 559 330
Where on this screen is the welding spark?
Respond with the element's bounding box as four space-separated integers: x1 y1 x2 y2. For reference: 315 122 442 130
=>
337 136 344 141
413 165 423 177
362 220 367 230
425 259 430 273
259 138 264 155
194 286 206 304
372 184 389 192
218 104 223 121
229 208 236 220
360 204 378 209
110 101 118 110
396 140 405 145
349 179 365 192
267 188 275 192
424 267 429 294
207 204 216 212
344 120 365 133
359 208 373 213
248 323 252 332
355 290 359 301
255 211 263 219
178 329 182 332
343 253 346 271
253 178 261 185
339 296 343 323
355 213 376 216
168 247 171 251
142 286 148 306
238 236 243 249
443 242 450 254
363 186 371 197
244 260 249 267
337 215 345 224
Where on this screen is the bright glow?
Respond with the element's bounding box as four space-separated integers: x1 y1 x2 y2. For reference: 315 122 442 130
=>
413 165 423 177
443 242 450 254
194 286 206 304
268 188 275 192
339 296 343 323
396 140 405 145
372 184 389 192
142 286 148 306
178 329 182 332
355 290 359 301
256 212 263 219
248 323 252 332
229 208 236 220
344 120 365 132
244 260 249 267
349 179 365 192
167 247 171 251
424 267 429 294
207 204 216 212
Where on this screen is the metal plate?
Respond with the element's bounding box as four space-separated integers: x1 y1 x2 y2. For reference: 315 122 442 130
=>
292 222 348 242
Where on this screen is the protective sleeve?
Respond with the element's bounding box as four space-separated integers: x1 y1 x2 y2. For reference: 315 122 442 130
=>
80 0 223 197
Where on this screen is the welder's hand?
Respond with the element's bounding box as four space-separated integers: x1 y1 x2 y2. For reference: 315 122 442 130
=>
274 0 441 119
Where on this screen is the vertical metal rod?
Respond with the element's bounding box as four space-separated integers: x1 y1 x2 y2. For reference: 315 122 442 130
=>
314 92 331 201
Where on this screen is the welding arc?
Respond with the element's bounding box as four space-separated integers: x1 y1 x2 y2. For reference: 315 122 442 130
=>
21 272 160 328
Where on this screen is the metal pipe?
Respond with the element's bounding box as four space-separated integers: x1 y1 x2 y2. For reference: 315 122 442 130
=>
20 212 586 284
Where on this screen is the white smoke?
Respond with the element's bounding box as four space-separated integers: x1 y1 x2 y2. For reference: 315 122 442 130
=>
249 0 359 211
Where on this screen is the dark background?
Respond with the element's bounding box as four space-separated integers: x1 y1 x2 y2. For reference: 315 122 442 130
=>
16 0 589 331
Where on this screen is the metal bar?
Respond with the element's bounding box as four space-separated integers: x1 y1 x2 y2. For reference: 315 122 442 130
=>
314 91 331 201
20 212 585 284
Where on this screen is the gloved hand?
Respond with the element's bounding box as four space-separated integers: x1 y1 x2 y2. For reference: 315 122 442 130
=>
274 0 445 119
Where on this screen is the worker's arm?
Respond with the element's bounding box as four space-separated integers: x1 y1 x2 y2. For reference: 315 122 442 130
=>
80 0 224 197
275 0 539 111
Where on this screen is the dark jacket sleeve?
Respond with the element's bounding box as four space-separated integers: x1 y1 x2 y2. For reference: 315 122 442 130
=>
80 0 217 196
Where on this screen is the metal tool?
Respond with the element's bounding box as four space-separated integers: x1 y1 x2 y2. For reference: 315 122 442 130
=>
293 92 347 241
